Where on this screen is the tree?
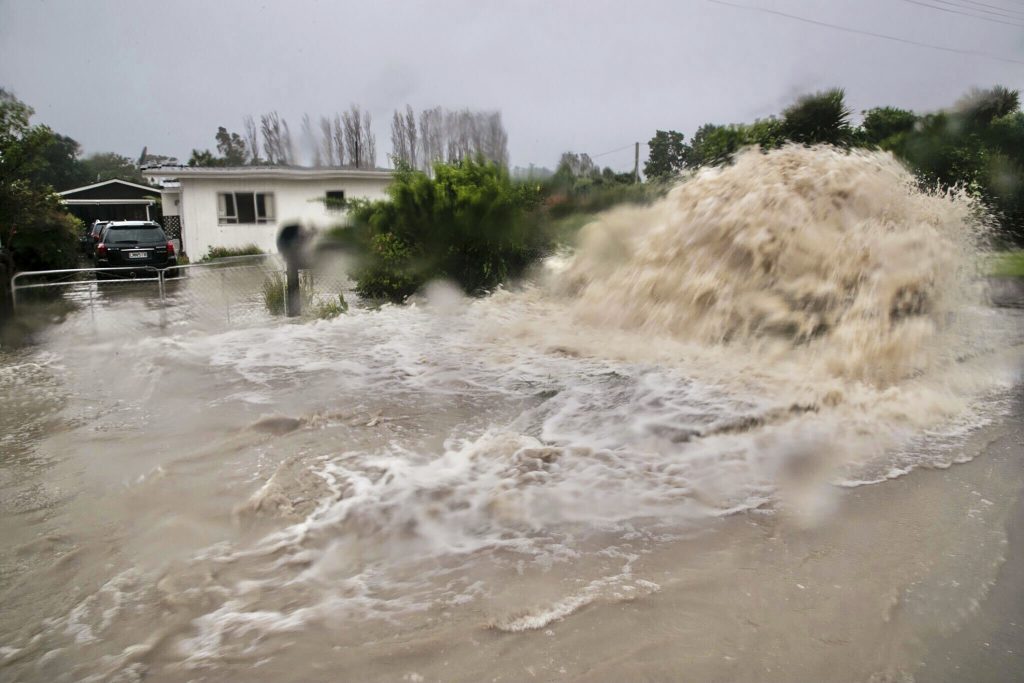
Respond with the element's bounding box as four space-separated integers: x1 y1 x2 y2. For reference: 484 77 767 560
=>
363 109 376 168
341 105 375 168
347 159 545 300
393 107 509 172
342 106 363 168
390 110 409 166
187 149 223 167
419 107 444 172
0 88 80 270
80 152 144 183
215 126 249 165
404 105 417 170
862 107 917 145
260 112 293 165
857 86 1022 245
244 115 261 164
744 117 786 150
139 152 179 167
299 114 321 167
389 106 420 168
643 130 687 180
780 87 855 147
31 132 91 190
686 123 747 168
332 114 345 168
956 86 1020 128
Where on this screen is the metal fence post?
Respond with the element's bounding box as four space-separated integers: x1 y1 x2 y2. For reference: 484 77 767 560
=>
222 268 230 325
285 262 301 317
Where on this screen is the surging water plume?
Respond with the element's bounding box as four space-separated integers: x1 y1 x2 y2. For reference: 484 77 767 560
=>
558 145 986 384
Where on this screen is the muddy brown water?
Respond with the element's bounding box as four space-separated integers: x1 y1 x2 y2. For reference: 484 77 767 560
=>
2 148 1024 682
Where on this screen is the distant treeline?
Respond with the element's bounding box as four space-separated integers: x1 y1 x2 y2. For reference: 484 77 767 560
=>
642 86 1024 246
187 106 509 172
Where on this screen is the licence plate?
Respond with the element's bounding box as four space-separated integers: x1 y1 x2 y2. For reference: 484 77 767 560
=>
127 251 148 260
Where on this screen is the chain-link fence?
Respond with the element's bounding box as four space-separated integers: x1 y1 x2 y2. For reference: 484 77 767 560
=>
8 254 356 342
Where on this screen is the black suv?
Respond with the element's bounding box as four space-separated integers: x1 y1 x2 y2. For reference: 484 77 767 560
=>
94 221 178 276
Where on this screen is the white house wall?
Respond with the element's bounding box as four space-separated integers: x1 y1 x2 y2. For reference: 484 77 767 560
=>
161 190 181 216
178 176 390 258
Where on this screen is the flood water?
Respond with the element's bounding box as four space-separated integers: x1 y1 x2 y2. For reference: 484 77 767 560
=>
2 147 1023 682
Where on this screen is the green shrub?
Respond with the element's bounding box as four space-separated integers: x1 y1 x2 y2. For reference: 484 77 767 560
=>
9 209 81 272
201 244 264 262
347 159 549 301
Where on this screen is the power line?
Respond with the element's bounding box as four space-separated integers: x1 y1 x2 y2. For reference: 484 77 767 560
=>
939 0 1024 19
901 0 1024 27
707 0 1024 65
589 144 634 158
957 0 1024 9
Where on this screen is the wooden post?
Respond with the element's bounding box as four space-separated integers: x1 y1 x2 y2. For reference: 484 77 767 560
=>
634 142 640 183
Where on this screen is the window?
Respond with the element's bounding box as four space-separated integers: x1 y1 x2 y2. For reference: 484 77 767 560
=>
325 190 346 213
217 192 275 224
105 226 167 243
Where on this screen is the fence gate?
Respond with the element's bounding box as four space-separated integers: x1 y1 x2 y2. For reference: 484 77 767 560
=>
8 254 355 342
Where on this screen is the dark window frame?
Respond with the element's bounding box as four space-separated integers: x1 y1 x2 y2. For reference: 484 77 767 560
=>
217 192 275 225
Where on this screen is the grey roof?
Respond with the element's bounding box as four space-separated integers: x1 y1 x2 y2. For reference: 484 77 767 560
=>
142 166 393 181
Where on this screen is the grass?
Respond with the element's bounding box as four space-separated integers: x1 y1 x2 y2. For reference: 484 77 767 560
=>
261 271 335 317
313 293 349 319
200 244 265 262
261 273 287 315
988 251 1024 277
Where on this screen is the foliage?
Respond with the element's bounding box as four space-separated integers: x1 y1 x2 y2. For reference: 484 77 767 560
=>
544 149 642 219
861 107 917 145
346 159 547 301
216 126 249 165
260 271 318 316
988 251 1024 277
685 123 748 168
955 86 1020 128
314 293 349 319
80 152 144 183
544 180 659 220
650 84 1024 245
0 88 81 271
189 126 252 167
200 244 265 261
874 87 1024 245
780 88 855 147
31 133 91 190
644 130 687 180
188 149 223 167
261 273 286 315
10 211 82 271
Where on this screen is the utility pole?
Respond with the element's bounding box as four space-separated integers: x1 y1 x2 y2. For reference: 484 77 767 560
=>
634 142 640 184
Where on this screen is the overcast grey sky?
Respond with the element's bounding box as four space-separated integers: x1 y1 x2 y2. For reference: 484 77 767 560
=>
1 0 1022 170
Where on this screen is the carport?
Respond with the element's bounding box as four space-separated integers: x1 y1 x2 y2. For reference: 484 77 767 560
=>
58 179 160 223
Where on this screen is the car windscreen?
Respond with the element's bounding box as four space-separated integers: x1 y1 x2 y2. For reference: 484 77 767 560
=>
104 227 166 244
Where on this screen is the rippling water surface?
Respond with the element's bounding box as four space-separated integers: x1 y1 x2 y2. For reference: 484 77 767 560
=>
2 147 1022 682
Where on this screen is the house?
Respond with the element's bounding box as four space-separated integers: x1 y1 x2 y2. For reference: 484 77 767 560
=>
142 166 393 259
58 179 161 225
